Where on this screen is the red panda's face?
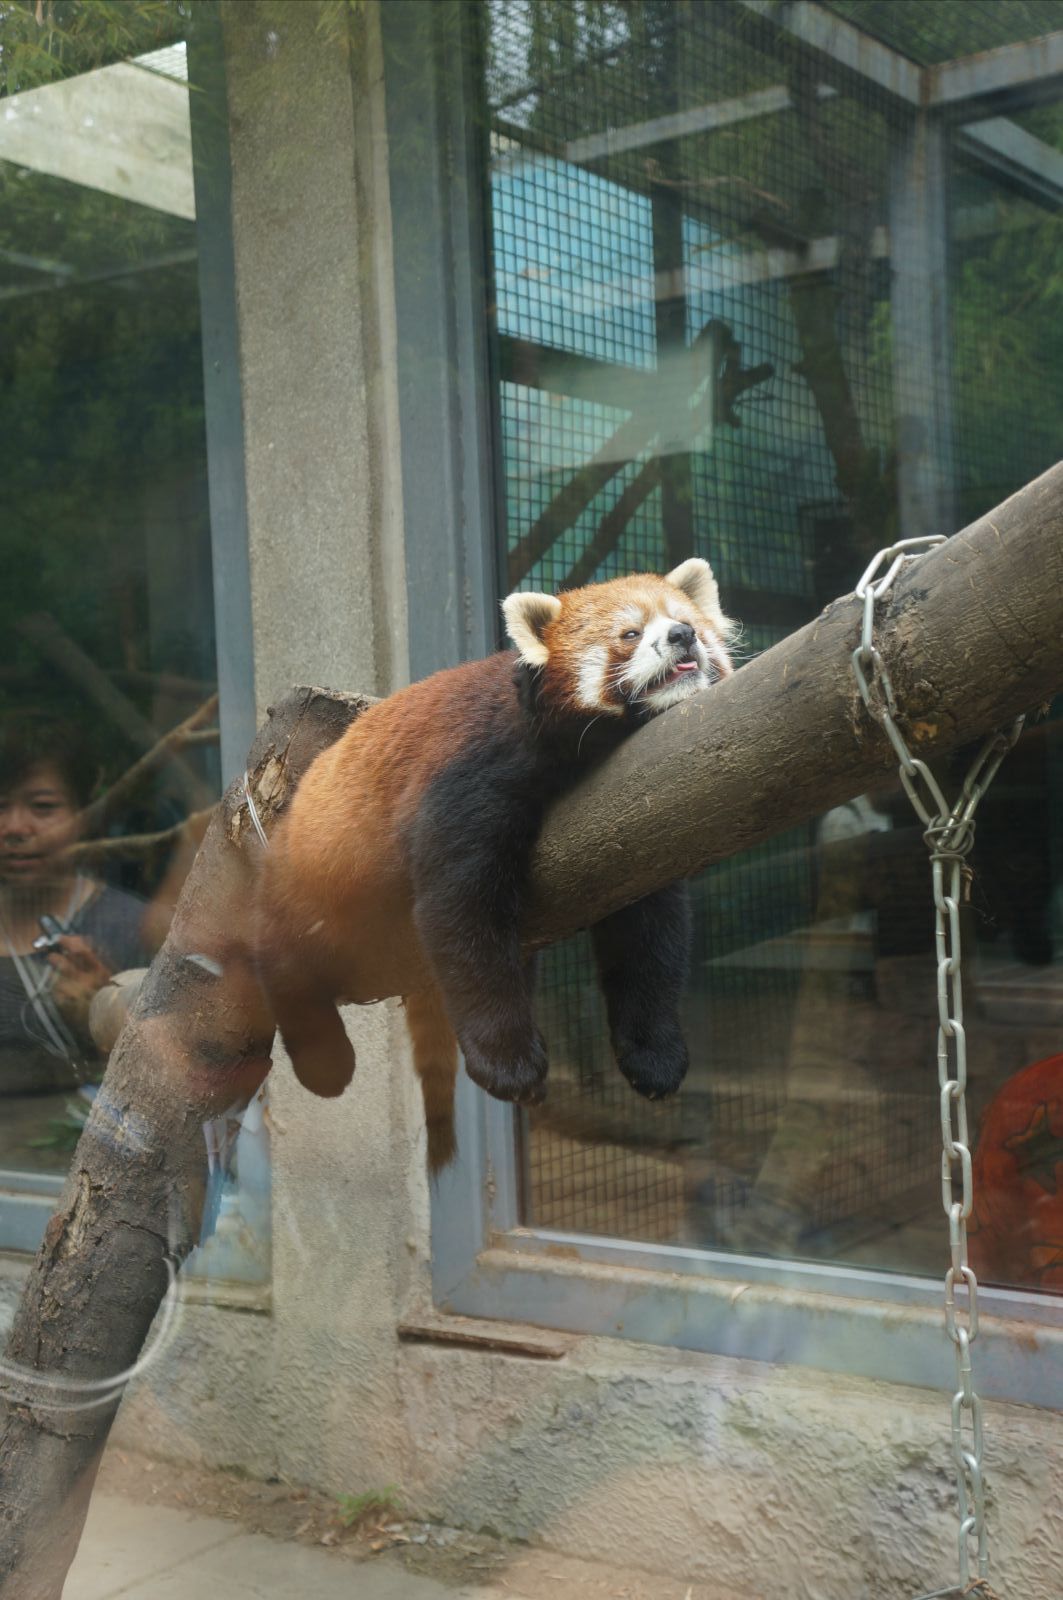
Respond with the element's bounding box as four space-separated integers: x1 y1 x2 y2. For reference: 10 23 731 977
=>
503 559 735 722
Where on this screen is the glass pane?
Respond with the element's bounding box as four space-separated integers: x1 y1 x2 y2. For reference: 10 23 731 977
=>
484 0 1063 1293
0 30 261 1267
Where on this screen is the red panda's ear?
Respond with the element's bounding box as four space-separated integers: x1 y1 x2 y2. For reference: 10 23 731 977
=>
502 591 563 667
666 557 719 614
665 558 733 637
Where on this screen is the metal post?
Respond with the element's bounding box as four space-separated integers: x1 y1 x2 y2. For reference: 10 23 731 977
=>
888 111 957 539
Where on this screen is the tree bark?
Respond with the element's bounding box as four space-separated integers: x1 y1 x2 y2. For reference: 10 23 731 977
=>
2 464 1063 1597
0 687 369 1600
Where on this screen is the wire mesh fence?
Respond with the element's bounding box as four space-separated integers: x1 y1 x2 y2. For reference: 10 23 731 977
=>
481 0 1063 1280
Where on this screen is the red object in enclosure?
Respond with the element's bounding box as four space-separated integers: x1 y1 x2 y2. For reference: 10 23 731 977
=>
969 1053 1063 1291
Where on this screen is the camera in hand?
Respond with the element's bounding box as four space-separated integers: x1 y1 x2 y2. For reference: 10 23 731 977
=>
32 914 72 955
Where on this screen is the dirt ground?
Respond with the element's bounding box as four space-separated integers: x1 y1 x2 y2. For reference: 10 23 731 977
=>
96 1448 761 1599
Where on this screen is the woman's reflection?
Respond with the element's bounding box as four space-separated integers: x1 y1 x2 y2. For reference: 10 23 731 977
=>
0 718 147 1169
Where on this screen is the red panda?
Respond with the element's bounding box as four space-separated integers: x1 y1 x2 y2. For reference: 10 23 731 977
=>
256 559 734 1174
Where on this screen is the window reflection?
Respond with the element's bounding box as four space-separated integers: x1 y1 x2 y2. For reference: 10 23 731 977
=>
0 44 220 1181
486 0 1063 1294
0 718 151 1171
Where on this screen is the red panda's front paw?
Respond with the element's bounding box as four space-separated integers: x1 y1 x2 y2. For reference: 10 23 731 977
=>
461 1028 549 1106
615 1030 689 1101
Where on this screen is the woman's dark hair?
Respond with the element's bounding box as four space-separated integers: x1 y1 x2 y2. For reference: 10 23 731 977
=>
0 714 100 808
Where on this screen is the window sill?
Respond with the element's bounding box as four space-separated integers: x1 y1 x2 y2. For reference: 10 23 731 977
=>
437 1235 1063 1410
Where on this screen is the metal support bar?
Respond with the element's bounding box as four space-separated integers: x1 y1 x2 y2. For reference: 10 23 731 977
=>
187 2 258 786
564 82 829 164
739 0 1063 118
888 113 956 539
927 29 1063 113
958 116 1063 208
559 79 1063 231
737 0 921 103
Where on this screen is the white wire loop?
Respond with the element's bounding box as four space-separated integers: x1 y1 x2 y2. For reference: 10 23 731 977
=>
242 769 271 850
0 1198 185 1415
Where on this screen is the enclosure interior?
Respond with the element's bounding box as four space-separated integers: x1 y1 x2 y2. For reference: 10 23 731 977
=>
482 0 1063 1291
0 33 266 1280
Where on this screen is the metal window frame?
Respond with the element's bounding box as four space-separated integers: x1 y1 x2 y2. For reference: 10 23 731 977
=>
0 2 266 1289
385 0 1063 1407
188 0 258 787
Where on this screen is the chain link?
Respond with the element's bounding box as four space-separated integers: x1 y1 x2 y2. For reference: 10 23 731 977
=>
851 537 1024 1597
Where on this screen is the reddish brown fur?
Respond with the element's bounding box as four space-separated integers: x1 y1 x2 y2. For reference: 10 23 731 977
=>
260 654 517 1010
258 654 523 1169
257 566 733 1174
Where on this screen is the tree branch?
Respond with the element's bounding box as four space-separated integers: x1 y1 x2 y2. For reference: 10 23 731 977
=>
76 695 220 840
64 807 216 866
524 461 1063 938
0 688 370 1600
505 319 749 588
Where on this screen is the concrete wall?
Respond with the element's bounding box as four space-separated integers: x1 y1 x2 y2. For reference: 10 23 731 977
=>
65 5 1063 1598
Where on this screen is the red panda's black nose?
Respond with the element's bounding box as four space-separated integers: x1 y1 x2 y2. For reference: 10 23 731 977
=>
667 622 696 653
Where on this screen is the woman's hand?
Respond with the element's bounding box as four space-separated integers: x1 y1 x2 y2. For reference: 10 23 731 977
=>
49 936 113 1032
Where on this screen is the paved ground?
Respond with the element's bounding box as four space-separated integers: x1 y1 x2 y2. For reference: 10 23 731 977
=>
65 1489 757 1600
67 1496 457 1599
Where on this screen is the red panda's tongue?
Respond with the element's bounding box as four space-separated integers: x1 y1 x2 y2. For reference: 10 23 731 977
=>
663 661 699 683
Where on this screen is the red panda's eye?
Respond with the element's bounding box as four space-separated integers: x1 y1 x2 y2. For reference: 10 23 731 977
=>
621 629 641 641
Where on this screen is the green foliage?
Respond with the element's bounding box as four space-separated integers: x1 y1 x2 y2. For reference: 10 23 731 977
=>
952 200 1063 515
0 161 208 748
0 0 185 95
313 0 364 50
27 1095 90 1151
0 0 218 780
335 1485 402 1528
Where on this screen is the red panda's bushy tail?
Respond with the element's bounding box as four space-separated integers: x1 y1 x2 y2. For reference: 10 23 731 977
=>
404 983 458 1175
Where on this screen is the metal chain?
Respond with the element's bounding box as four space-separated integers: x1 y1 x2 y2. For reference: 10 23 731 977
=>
851 537 1023 1598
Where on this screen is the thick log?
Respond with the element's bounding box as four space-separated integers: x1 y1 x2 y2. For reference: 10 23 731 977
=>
0 688 368 1600
1 464 1062 1598
526 460 1063 936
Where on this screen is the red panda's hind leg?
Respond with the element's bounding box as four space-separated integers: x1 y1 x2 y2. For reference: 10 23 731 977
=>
271 979 356 1099
404 984 459 1174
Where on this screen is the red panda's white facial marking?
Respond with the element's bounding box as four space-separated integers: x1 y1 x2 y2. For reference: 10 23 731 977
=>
574 643 613 713
503 558 734 722
616 559 735 714
619 610 716 711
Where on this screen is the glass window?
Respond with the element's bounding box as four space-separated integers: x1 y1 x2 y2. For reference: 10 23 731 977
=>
0 22 263 1276
483 0 1063 1295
